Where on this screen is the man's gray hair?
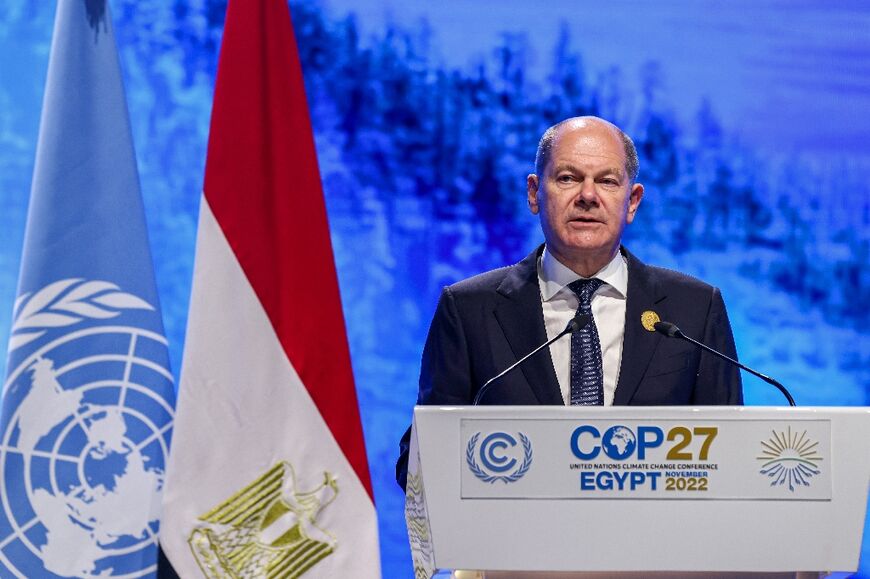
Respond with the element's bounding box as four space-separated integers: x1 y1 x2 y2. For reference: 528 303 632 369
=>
534 118 639 182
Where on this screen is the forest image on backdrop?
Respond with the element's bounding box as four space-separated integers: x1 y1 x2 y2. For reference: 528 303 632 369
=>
0 0 868 576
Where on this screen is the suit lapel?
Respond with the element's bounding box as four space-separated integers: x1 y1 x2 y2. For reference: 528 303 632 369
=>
493 247 564 405
613 248 665 405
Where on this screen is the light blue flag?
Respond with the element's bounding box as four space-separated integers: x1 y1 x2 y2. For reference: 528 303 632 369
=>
0 1 174 577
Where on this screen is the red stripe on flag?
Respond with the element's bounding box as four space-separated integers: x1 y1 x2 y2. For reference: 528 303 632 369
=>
202 0 373 499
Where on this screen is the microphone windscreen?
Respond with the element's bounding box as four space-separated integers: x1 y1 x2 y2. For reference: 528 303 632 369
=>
653 321 680 338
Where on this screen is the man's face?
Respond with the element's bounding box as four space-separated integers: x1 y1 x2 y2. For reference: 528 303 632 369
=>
527 120 643 275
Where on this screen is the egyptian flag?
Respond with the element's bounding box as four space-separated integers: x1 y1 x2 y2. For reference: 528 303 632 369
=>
159 0 381 576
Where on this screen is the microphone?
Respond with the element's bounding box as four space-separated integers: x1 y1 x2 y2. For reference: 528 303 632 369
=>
652 321 796 407
472 311 591 405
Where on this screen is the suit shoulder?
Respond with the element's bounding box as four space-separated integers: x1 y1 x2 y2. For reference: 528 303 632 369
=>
643 263 718 294
442 246 541 299
446 264 514 296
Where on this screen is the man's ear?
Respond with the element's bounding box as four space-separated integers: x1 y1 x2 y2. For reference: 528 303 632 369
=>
527 174 540 215
625 182 644 223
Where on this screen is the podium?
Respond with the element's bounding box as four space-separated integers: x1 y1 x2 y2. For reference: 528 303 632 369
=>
404 406 870 578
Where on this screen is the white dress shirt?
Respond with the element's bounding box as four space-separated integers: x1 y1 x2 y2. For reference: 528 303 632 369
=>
537 248 628 406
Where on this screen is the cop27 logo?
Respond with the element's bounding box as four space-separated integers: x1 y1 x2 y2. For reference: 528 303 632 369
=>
466 432 532 483
570 424 718 461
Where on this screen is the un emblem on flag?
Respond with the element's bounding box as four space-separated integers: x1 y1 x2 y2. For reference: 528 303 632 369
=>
0 279 174 578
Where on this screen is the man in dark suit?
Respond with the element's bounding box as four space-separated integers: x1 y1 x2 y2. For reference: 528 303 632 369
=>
397 116 742 490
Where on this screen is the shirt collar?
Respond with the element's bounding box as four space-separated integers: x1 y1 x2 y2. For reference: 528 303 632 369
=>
538 246 628 301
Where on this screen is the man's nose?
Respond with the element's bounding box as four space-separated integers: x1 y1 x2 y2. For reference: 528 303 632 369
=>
575 178 598 204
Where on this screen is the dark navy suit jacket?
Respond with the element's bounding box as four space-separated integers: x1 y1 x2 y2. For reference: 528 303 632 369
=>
396 245 743 489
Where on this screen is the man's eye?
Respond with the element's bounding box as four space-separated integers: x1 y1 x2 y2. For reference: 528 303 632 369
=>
557 175 574 182
600 179 619 186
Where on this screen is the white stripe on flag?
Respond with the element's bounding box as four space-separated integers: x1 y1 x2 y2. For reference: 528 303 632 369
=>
161 198 379 577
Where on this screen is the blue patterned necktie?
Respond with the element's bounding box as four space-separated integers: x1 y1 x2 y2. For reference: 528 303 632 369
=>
568 278 605 405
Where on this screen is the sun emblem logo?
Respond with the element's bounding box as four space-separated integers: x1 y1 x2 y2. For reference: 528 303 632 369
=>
756 427 822 491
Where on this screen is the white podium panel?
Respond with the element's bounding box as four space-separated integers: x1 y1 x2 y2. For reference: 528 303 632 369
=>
404 406 870 577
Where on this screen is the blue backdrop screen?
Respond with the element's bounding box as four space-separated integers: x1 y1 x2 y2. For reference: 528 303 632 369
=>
0 1 867 576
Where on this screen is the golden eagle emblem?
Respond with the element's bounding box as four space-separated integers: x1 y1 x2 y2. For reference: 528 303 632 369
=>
189 462 338 578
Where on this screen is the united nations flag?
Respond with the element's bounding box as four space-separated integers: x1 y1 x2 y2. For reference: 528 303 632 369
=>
0 1 174 577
